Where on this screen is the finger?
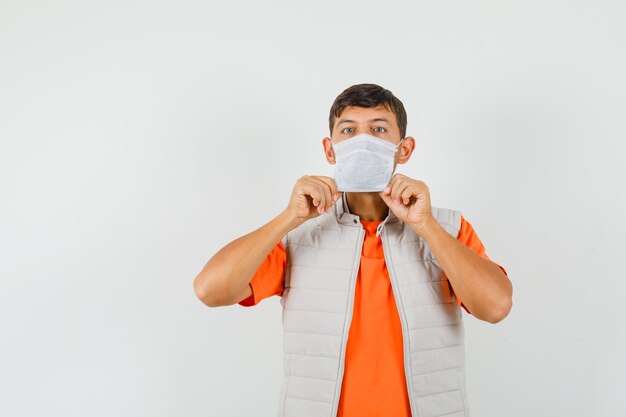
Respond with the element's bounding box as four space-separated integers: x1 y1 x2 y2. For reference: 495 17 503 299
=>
390 178 406 203
308 178 330 212
314 184 326 214
394 182 411 203
300 184 321 209
311 177 335 210
400 187 415 205
318 178 334 210
316 176 340 202
383 174 399 196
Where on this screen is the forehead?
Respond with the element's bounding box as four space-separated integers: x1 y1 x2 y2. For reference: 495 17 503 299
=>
335 105 397 126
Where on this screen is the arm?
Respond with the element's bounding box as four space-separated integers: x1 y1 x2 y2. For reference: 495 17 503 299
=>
193 210 298 307
418 218 512 323
193 176 341 307
380 174 513 324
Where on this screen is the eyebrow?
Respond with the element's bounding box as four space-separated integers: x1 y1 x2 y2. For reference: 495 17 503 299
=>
336 117 392 126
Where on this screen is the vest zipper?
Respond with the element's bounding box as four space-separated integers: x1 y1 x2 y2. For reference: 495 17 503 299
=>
331 226 365 417
381 227 417 417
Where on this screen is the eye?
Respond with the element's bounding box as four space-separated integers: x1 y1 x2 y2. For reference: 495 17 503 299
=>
373 126 386 133
342 127 354 134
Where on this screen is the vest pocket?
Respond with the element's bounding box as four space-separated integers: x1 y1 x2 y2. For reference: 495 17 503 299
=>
456 368 470 417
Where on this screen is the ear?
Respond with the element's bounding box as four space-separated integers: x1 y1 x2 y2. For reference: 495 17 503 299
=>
396 136 415 164
322 137 336 164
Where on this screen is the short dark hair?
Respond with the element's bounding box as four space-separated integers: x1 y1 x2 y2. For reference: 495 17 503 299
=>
329 83 407 138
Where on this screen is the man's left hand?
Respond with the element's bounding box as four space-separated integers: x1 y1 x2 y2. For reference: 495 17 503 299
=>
379 173 435 236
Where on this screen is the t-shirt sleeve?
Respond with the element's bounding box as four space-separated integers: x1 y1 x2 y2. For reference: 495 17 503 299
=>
238 241 286 307
453 216 508 314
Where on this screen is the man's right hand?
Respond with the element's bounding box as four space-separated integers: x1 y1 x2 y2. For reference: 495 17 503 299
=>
286 175 341 225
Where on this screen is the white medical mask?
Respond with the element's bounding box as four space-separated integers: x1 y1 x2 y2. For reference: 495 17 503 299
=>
331 133 403 192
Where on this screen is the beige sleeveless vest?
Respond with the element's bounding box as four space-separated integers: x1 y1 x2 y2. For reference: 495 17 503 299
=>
277 193 469 417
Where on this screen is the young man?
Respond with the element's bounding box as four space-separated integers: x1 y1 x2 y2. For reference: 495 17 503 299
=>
194 84 513 417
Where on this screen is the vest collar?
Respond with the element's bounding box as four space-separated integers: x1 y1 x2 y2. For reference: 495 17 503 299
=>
333 192 400 236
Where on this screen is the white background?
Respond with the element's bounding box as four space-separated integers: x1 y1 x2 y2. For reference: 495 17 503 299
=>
1 1 625 416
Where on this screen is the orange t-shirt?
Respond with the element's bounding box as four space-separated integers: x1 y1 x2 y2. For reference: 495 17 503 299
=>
239 216 507 417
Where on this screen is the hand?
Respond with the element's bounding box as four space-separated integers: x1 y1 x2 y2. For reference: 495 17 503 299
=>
379 173 435 235
286 176 341 225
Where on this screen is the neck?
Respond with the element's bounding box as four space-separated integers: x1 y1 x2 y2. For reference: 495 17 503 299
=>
345 192 389 221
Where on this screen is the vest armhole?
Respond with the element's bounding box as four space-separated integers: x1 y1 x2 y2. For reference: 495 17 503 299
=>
281 233 290 289
432 206 462 238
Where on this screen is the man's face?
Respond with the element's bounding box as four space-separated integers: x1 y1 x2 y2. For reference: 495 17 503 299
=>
322 105 415 167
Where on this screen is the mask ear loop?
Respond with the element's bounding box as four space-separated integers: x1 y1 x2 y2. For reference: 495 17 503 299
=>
390 138 405 178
